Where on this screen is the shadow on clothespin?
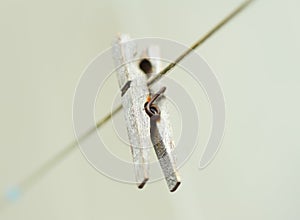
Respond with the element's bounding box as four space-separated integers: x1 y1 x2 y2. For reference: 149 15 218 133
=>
113 34 181 192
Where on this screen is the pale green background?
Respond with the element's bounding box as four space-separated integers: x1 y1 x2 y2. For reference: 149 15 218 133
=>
0 0 300 219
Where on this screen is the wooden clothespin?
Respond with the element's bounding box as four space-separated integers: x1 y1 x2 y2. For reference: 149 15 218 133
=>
113 34 181 192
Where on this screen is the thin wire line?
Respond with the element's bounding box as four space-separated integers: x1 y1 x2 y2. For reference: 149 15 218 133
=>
19 105 123 193
147 0 254 86
1 0 254 208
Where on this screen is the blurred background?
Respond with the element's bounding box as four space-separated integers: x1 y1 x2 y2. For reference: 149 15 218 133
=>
0 0 300 219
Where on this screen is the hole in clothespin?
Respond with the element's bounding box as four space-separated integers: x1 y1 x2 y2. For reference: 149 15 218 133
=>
139 58 153 74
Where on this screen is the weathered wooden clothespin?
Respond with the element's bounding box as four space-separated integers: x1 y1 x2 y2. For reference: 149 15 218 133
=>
113 34 181 192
